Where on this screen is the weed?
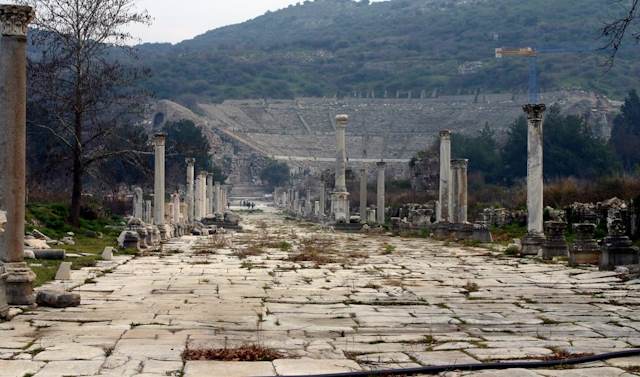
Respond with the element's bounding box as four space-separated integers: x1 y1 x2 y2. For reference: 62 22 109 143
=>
182 344 283 361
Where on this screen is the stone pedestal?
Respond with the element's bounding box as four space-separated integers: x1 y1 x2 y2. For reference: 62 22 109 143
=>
521 104 546 256
569 223 600 266
542 221 568 260
0 5 36 306
359 167 367 223
153 134 167 240
600 219 640 271
376 162 386 225
367 209 377 224
438 130 452 223
186 159 195 223
331 192 350 224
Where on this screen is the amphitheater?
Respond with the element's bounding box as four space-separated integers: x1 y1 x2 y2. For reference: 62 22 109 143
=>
152 90 619 177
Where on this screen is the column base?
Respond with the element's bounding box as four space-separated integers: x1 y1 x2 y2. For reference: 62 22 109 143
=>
331 192 350 224
157 225 170 241
0 277 8 319
2 262 36 306
521 233 545 256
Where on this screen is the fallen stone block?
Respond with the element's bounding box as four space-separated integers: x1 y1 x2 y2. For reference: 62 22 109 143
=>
34 249 66 260
55 262 72 280
36 290 81 308
24 250 36 259
24 237 50 250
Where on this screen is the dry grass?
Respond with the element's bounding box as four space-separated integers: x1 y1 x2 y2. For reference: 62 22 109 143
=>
233 245 264 259
182 344 283 361
287 236 338 266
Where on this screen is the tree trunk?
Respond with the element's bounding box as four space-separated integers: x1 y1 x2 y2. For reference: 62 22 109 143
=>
69 105 83 227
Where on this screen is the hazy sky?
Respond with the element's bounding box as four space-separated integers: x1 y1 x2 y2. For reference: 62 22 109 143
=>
129 0 309 44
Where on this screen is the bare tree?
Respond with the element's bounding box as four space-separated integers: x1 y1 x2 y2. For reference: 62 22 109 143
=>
23 0 151 226
602 0 640 62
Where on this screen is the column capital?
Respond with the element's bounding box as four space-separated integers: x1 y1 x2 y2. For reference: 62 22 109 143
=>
198 170 207 177
376 161 386 168
451 159 469 168
439 129 451 138
153 133 166 146
0 5 34 37
185 158 195 166
523 104 546 121
335 114 349 128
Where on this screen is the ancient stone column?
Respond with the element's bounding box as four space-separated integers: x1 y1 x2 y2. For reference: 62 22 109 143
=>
186 158 195 223
359 167 368 223
451 159 469 223
194 174 202 220
153 134 167 240
171 193 181 224
305 188 312 216
521 104 546 255
0 5 36 306
438 130 452 223
205 174 213 216
144 200 152 224
376 162 386 225
332 115 350 223
198 171 207 219
133 187 144 219
214 182 222 215
319 181 326 217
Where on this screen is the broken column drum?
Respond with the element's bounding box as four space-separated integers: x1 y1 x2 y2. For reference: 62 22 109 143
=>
186 158 195 222
359 167 367 223
542 221 568 260
0 5 36 307
569 223 600 266
438 130 452 223
331 114 350 223
521 104 546 256
376 162 386 225
451 159 468 224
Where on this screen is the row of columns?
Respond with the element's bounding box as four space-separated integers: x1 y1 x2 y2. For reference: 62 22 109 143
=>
187 167 227 222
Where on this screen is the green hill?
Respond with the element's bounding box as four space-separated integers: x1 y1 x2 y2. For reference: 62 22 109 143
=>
138 0 640 104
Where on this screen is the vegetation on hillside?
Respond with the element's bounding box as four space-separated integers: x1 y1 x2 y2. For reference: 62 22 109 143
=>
138 0 640 104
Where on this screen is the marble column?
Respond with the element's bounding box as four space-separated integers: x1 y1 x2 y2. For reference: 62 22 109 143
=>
376 162 386 225
359 167 368 223
319 180 326 217
186 158 195 223
0 5 36 307
153 134 167 240
171 193 181 224
521 104 546 255
438 130 452 223
198 171 207 219
214 182 222 215
331 114 350 223
133 187 144 219
194 174 202 220
305 188 312 216
144 200 152 224
451 159 469 223
206 174 214 216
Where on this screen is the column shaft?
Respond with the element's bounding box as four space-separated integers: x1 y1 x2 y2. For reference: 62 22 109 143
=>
438 130 452 222
451 159 468 223
359 167 367 223
186 159 195 222
376 162 386 225
526 105 545 235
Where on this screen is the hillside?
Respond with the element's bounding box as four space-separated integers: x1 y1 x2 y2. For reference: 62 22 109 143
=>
138 0 640 104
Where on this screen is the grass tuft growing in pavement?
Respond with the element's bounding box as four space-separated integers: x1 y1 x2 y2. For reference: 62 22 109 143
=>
182 344 283 362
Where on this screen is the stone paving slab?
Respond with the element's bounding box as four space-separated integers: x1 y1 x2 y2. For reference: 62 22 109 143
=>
1 207 640 376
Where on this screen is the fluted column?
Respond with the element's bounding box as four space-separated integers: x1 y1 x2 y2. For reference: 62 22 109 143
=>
0 5 36 307
206 174 214 216
376 162 386 225
359 167 368 223
438 130 452 223
186 159 195 223
522 104 547 255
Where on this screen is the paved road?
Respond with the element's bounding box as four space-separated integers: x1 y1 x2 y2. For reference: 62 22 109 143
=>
1 207 640 376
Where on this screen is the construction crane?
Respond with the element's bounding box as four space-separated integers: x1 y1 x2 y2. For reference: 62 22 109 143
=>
495 46 594 103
